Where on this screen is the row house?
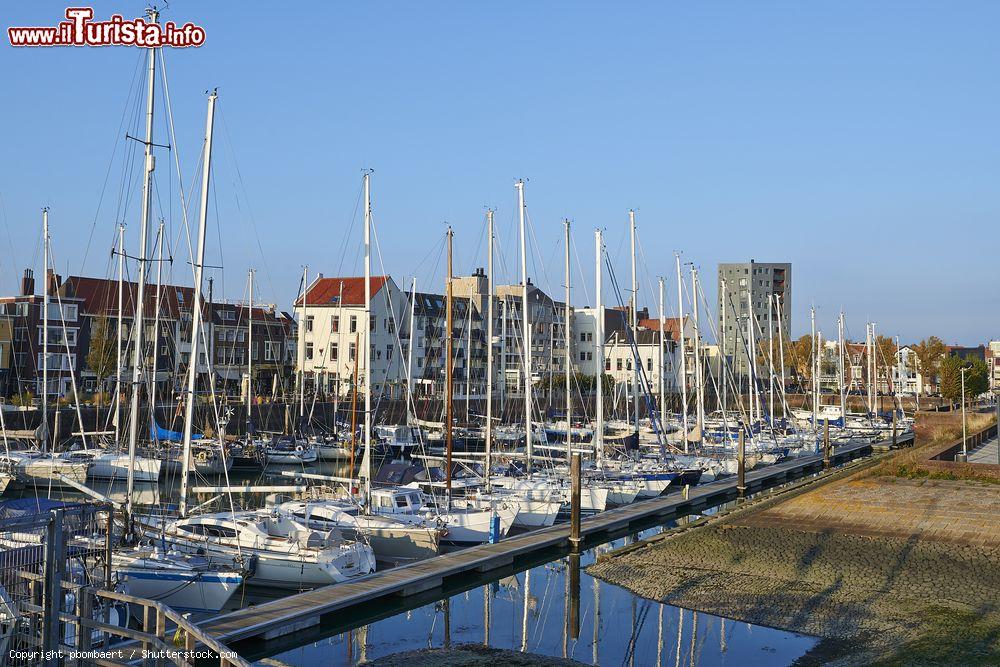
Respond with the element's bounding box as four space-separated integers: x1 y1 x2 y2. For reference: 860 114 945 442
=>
0 269 85 398
406 291 482 400
293 275 410 399
210 302 296 400
493 280 565 396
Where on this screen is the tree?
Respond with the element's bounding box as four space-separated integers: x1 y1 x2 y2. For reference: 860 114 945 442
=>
85 315 116 408
873 335 898 392
912 336 946 392
939 355 988 403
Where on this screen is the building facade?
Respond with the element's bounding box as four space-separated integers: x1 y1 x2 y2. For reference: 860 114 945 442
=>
717 261 791 380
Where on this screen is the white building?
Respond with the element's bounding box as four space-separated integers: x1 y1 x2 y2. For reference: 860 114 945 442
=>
294 275 409 398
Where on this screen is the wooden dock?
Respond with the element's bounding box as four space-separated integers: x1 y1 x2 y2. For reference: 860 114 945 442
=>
199 435 910 648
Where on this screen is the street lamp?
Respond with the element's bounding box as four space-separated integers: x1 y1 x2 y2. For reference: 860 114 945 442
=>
959 364 970 461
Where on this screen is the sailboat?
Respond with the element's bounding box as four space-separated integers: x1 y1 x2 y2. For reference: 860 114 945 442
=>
143 88 373 591
2 211 91 487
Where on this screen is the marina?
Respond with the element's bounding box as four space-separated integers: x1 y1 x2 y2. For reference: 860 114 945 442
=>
2 3 998 666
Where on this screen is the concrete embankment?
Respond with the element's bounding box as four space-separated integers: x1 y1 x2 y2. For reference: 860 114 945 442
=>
589 458 1000 666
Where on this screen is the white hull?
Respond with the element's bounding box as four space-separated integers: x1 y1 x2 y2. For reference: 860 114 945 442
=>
432 500 518 545
116 564 242 612
317 444 351 460
9 456 90 486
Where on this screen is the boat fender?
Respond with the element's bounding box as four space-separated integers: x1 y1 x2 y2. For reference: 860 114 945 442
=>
295 445 304 452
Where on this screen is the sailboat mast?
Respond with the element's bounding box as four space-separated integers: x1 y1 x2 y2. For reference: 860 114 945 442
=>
777 295 786 420
810 307 817 429
628 210 639 432
658 277 666 433
768 283 775 424
246 268 254 435
406 278 415 426
838 312 847 420
363 171 373 505
445 226 454 503
691 266 704 444
516 180 532 474
564 219 572 464
126 26 158 508
299 266 307 422
747 285 755 427
41 209 49 452
485 212 494 492
594 229 604 467
720 278 728 420
675 254 688 453
179 89 218 519
115 223 124 448
150 221 165 414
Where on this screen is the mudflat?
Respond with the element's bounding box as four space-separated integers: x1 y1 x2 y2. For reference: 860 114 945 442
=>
589 471 1000 666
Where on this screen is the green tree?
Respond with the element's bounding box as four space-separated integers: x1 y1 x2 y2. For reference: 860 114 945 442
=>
85 315 116 408
939 355 988 403
912 336 946 391
873 335 898 391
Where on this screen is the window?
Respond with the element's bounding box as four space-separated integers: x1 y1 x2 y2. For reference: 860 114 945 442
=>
349 342 356 361
219 310 236 322
350 315 357 333
330 343 338 361
46 303 78 322
305 316 314 333
251 344 258 361
305 342 313 361
264 341 281 361
586 332 593 342
331 315 340 332
647 358 652 371
369 316 375 332
580 352 586 362
605 358 611 371
237 330 245 342
616 359 623 371
587 352 593 361
626 359 632 371
580 332 586 342
388 318 395 334
38 327 77 346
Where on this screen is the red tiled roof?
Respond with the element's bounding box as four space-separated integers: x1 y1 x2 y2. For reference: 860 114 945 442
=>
296 276 389 307
639 317 682 340
66 276 194 319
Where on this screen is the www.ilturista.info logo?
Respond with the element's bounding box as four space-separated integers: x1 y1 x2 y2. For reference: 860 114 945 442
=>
8 7 205 48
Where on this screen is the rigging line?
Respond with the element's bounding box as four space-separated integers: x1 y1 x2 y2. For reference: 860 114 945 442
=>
569 232 591 307
157 47 200 291
217 104 280 306
81 47 146 276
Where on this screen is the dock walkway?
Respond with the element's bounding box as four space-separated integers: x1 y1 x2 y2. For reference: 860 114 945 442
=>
199 436 906 647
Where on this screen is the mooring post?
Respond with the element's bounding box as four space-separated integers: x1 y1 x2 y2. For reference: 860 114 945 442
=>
41 508 65 661
569 453 581 550
823 419 831 468
737 429 746 499
568 552 581 640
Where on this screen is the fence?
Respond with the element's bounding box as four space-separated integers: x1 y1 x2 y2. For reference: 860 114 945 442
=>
0 502 247 667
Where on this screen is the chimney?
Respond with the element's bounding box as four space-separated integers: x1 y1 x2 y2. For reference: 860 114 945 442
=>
46 269 61 297
21 269 34 296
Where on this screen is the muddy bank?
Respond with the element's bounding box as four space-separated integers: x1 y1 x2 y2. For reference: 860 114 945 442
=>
360 644 584 666
588 491 1000 665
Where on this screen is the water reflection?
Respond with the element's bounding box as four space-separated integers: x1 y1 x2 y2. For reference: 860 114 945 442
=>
260 529 816 666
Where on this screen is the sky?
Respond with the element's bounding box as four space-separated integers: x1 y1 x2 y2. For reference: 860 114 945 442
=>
2 1 998 345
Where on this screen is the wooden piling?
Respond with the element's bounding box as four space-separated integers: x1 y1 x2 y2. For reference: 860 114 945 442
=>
737 430 746 498
569 454 581 549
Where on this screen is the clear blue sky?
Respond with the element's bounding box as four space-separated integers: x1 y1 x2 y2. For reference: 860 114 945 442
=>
2 1 998 345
